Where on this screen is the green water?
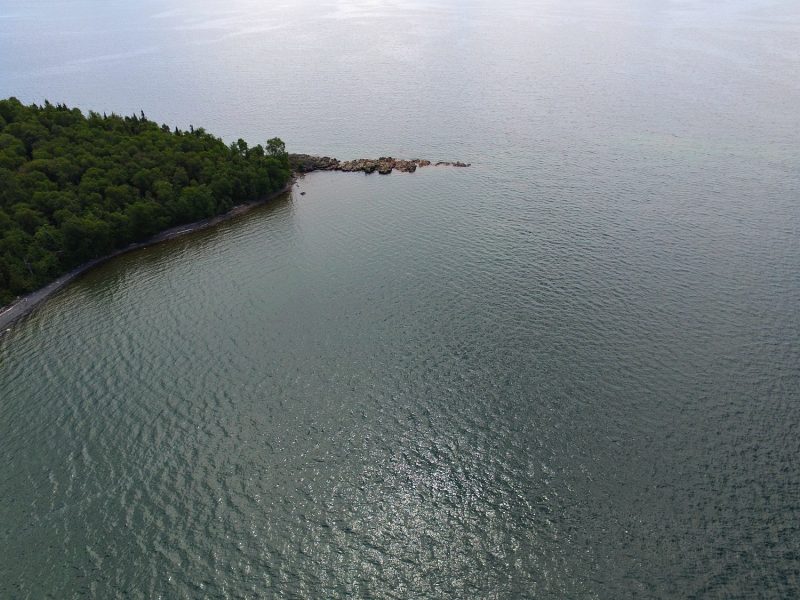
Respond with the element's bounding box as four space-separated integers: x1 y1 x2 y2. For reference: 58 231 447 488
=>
1 0 799 597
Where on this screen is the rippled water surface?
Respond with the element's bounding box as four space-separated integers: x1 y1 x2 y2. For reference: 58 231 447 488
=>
1 0 800 597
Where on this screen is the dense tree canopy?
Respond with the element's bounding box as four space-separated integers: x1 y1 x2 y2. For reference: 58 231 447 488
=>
0 98 291 306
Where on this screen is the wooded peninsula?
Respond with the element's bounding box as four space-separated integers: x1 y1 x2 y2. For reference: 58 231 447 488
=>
0 98 292 306
0 98 470 316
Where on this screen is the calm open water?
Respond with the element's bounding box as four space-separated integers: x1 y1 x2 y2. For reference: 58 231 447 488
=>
1 0 799 597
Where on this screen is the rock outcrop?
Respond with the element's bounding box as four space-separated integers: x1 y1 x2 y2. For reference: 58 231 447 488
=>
288 154 469 175
435 161 470 168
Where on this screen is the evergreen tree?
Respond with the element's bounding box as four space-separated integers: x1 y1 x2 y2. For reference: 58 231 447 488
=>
0 97 292 305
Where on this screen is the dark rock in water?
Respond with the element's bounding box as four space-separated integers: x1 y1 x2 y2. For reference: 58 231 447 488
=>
394 160 417 173
288 154 341 172
435 161 471 167
288 153 468 175
300 191 306 195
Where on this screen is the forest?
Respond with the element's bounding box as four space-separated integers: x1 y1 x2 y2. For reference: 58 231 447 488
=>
0 97 292 306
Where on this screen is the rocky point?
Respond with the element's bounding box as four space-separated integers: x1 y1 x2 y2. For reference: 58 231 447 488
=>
288 154 470 175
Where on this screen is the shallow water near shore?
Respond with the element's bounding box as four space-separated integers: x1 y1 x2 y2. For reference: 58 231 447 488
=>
1 0 800 597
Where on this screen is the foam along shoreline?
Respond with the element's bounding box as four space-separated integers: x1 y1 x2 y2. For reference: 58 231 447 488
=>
0 180 295 334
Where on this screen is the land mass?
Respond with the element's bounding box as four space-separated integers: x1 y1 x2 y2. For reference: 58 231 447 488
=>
0 98 470 332
0 97 293 310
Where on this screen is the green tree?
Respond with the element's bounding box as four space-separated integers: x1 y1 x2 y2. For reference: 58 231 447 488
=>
266 137 286 158
0 97 292 303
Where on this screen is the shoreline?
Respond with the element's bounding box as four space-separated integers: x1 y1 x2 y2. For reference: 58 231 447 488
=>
0 155 470 335
0 179 295 334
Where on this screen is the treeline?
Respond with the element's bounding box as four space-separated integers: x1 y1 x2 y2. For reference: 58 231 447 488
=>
0 97 292 306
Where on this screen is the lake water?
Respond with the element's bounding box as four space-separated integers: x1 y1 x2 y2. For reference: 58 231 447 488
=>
1 0 799 597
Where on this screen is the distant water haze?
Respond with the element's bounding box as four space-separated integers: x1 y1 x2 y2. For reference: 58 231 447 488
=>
1 0 799 597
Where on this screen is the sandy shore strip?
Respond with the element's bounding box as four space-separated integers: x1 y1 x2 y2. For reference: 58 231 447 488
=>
0 180 295 334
